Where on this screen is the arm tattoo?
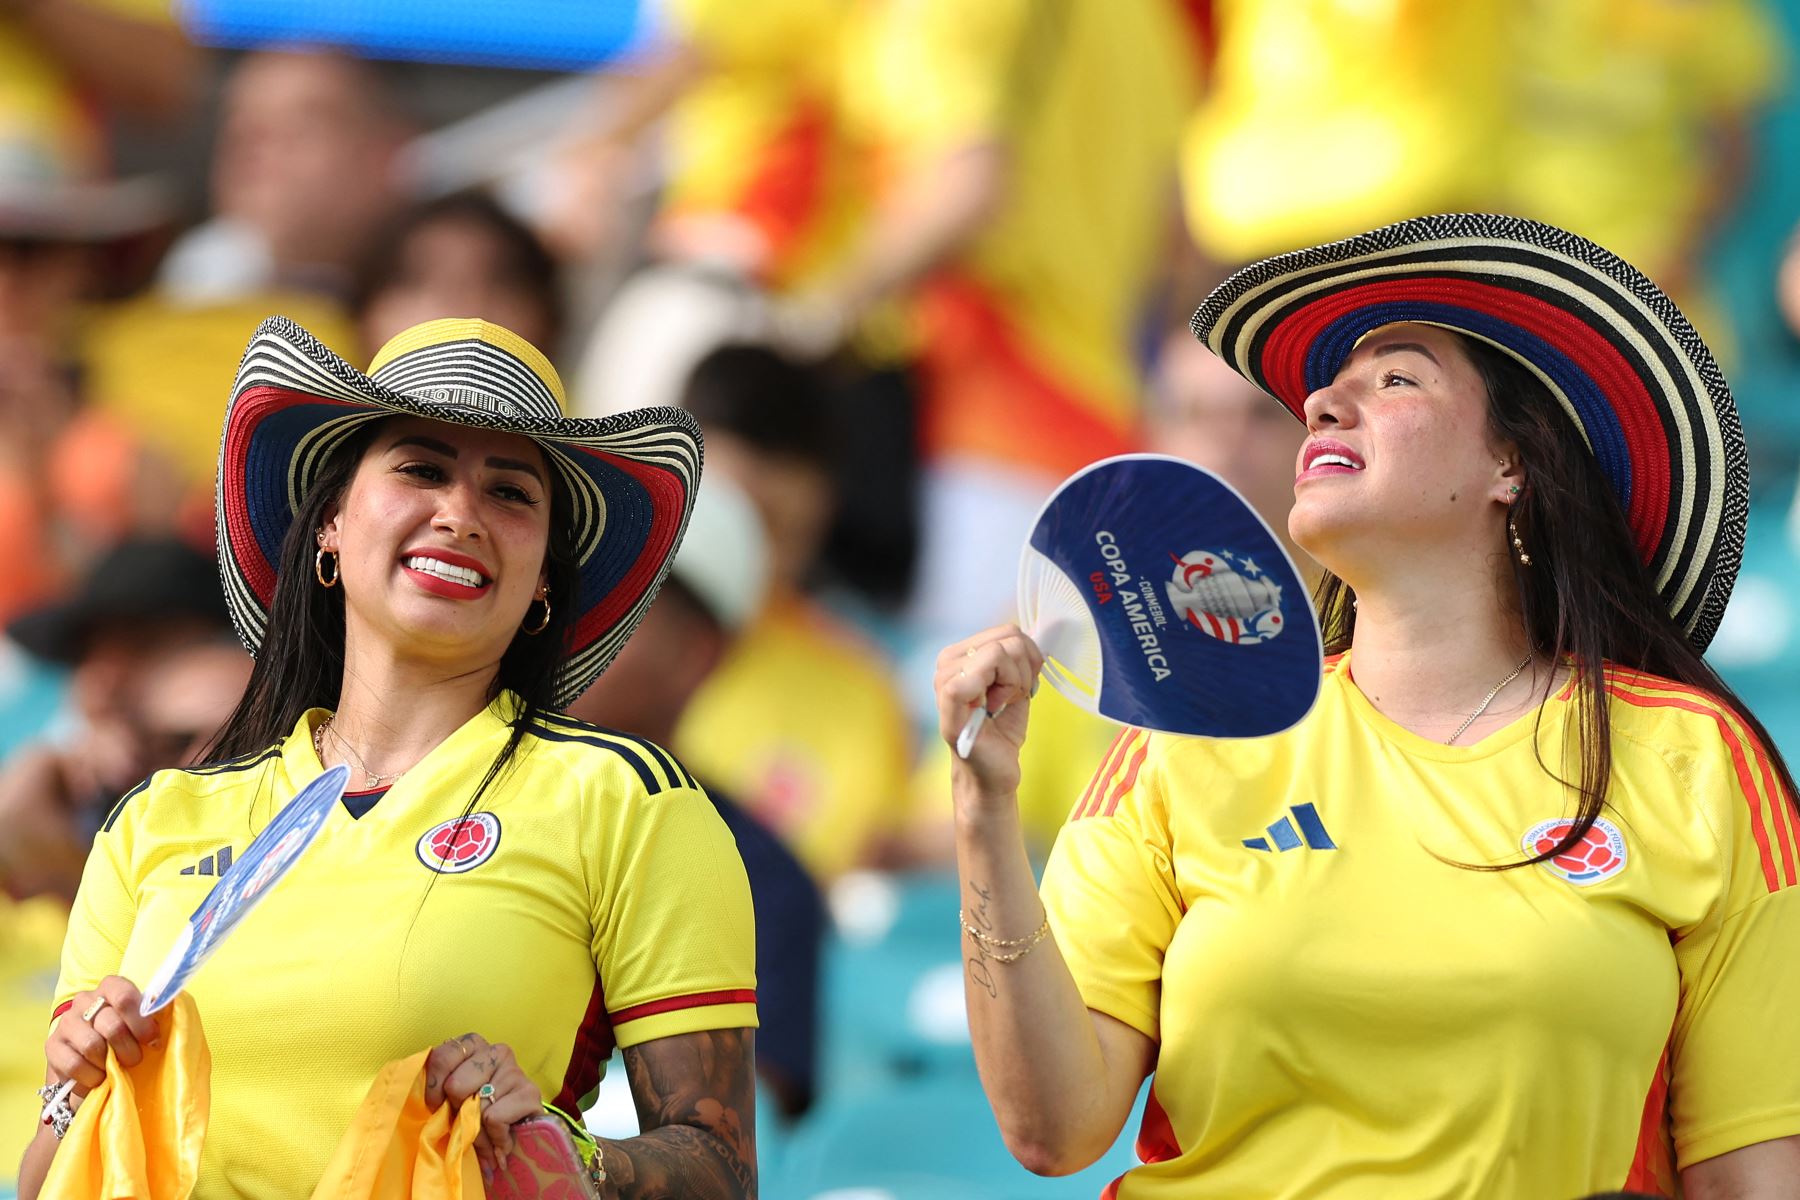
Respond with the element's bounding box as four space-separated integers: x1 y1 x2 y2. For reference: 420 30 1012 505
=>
599 1028 757 1199
966 879 998 999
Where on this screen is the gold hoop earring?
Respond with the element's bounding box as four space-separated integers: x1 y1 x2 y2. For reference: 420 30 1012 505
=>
1509 517 1532 567
523 593 551 636
315 547 340 587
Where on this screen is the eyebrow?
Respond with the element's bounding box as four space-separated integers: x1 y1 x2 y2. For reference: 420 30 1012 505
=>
1371 341 1441 367
388 435 546 484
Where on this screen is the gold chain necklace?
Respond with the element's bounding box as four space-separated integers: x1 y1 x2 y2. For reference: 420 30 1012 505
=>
313 715 407 789
1443 653 1534 746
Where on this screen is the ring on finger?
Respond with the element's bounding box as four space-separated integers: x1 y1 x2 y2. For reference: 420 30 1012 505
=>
477 1083 496 1108
80 997 108 1023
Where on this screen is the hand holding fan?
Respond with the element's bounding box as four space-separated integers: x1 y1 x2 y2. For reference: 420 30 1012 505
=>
957 455 1323 756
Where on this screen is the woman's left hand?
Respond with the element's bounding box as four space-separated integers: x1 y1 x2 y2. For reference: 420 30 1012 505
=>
423 1031 543 1177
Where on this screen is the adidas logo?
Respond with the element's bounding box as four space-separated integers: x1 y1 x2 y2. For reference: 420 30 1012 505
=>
179 847 235 877
1243 804 1336 852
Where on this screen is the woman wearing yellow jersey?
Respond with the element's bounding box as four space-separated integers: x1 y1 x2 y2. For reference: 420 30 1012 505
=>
939 215 1800 1198
23 317 759 1197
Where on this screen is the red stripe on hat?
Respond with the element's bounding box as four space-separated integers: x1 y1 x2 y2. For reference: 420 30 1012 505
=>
1101 741 1149 818
1073 730 1132 823
221 386 365 607
1256 276 1672 564
610 988 758 1027
564 448 690 648
1606 684 1783 894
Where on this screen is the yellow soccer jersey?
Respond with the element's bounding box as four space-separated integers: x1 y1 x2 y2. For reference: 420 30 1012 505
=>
1042 657 1800 1198
56 697 756 1197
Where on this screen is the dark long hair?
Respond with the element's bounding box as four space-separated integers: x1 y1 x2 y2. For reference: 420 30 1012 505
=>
1314 334 1799 869
200 419 582 807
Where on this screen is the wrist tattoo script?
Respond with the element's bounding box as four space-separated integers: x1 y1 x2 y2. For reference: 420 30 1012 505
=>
966 880 999 999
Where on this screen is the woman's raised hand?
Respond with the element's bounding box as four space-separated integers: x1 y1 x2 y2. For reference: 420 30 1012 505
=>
423 1031 543 1178
935 624 1046 801
44 976 161 1099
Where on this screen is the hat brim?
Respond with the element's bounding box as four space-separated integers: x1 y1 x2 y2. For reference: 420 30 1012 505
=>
217 316 701 707
0 176 172 242
1190 213 1745 652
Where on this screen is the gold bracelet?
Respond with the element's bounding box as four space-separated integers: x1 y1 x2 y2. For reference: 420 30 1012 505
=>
959 908 1052 963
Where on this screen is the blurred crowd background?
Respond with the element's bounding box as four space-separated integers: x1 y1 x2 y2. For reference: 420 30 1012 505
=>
4 0 1800 1195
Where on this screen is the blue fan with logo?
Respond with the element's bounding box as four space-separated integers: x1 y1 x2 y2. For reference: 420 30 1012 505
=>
138 764 350 1015
960 455 1322 755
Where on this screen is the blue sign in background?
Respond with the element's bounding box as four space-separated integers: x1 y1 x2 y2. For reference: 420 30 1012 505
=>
1027 456 1321 739
141 764 350 1014
179 0 647 70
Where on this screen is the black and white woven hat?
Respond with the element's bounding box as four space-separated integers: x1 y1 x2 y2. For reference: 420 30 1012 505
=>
1190 213 1745 651
217 316 702 706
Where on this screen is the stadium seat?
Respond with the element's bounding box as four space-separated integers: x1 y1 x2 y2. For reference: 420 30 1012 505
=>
772 1076 1148 1200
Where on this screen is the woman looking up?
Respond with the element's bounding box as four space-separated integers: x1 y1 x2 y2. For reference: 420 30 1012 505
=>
939 215 1800 1198
23 317 758 1198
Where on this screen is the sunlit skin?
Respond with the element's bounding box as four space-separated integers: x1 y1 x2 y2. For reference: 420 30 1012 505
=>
1288 323 1523 590
319 417 552 680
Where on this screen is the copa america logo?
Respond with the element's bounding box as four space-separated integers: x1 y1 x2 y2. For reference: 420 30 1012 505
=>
1165 549 1286 645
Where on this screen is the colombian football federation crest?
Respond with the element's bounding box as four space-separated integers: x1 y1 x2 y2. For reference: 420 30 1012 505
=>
416 812 502 874
1522 817 1628 885
1165 549 1286 645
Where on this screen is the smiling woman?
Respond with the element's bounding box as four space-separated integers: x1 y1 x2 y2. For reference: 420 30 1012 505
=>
941 215 1800 1200
21 318 762 1199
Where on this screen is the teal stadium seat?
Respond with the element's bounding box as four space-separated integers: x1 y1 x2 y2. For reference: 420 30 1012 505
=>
772 1076 1150 1200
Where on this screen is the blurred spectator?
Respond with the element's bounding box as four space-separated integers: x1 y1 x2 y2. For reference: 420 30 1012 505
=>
159 47 412 306
0 120 187 623
84 48 389 501
0 0 198 138
1147 332 1315 580
353 190 563 356
807 0 1199 670
673 345 914 881
1498 0 1780 305
1181 0 1508 264
560 0 862 416
567 476 825 1118
0 537 245 1182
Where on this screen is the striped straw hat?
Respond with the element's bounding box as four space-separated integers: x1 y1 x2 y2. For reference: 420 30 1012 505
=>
1190 213 1746 651
217 315 701 706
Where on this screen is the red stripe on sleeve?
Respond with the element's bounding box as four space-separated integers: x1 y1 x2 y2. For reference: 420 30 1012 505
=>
1621 1040 1675 1196
51 1000 73 1023
610 989 758 1028
1134 1082 1182 1165
1072 730 1132 823
1086 731 1144 820
1607 686 1783 893
1101 742 1150 818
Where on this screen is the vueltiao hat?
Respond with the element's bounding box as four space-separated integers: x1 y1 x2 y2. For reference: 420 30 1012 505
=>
1190 213 1745 652
217 315 701 706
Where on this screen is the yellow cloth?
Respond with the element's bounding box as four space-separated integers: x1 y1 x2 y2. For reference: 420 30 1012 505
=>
0 897 70 1182
0 0 172 173
311 1051 483 1200
40 992 210 1200
674 595 912 880
658 0 862 289
1182 0 1510 262
1495 0 1781 283
83 293 360 492
58 694 756 1195
1042 657 1800 1196
841 0 1197 476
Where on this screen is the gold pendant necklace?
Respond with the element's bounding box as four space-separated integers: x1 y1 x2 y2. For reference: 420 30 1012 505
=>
313 715 406 789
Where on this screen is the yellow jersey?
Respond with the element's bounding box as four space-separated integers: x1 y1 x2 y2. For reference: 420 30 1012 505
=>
674 594 912 880
844 0 1198 477
56 697 756 1197
1042 657 1800 1198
